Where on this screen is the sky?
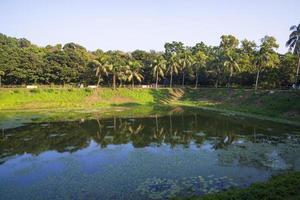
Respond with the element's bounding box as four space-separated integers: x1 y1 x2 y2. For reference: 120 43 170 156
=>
0 0 299 53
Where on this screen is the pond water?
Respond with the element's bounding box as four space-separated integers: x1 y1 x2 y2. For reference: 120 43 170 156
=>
0 109 300 199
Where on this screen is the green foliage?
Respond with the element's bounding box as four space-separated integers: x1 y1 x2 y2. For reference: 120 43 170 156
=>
0 30 298 89
286 24 300 55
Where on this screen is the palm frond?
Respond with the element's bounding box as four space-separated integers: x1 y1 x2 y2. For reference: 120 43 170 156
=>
286 36 296 47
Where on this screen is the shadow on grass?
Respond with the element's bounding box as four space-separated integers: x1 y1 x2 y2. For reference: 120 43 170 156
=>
148 88 173 104
111 102 142 107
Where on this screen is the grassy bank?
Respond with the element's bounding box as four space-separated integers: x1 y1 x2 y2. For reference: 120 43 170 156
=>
178 171 300 200
0 88 299 123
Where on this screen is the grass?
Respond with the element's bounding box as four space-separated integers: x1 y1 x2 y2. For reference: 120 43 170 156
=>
0 87 299 123
177 171 300 200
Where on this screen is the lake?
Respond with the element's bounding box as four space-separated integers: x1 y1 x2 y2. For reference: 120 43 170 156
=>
0 108 300 199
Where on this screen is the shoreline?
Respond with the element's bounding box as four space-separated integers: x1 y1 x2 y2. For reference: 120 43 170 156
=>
0 88 299 125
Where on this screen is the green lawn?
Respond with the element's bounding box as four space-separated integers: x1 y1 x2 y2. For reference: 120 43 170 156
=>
0 87 299 123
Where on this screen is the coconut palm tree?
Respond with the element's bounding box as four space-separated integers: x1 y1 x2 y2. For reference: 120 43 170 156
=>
106 51 128 89
223 53 239 88
92 59 108 87
168 53 180 88
193 51 208 88
117 65 128 88
286 24 300 85
0 71 4 87
152 56 167 89
179 50 193 86
126 60 144 87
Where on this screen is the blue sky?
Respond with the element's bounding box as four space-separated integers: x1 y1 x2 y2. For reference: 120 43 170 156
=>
0 0 298 53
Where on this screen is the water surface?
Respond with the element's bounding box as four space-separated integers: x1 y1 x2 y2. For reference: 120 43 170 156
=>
0 109 300 199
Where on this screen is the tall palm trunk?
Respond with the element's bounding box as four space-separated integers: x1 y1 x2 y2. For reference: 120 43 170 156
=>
113 74 116 90
132 79 134 88
169 69 173 88
0 76 2 87
295 56 300 85
97 75 101 87
155 71 159 89
227 66 233 88
182 72 185 87
255 68 260 91
195 70 199 88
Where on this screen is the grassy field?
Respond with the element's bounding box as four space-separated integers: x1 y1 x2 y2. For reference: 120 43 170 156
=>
178 171 300 200
0 87 299 123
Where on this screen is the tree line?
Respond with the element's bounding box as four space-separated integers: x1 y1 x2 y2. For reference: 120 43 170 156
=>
0 23 299 90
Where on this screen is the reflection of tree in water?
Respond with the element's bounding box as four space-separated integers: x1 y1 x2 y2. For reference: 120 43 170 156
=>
0 112 298 165
217 134 300 170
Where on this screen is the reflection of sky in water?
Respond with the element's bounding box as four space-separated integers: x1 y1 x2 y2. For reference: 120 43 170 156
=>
0 112 299 199
0 142 277 199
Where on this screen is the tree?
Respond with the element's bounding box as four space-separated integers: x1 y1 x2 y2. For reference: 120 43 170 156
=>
88 59 108 86
179 49 193 86
223 53 239 88
238 40 257 85
286 24 300 85
220 35 240 88
106 51 128 89
0 32 298 89
164 41 185 59
152 56 167 89
0 70 4 87
126 60 144 87
276 53 298 87
209 47 223 88
255 36 279 90
240 39 257 71
193 51 208 88
168 53 180 88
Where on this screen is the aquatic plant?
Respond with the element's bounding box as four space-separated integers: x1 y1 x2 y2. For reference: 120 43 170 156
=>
137 178 181 199
137 175 238 199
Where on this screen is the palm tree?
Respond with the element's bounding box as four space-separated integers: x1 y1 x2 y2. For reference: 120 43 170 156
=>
0 71 4 87
92 60 108 87
168 53 180 88
286 24 300 85
152 56 167 89
179 50 193 86
223 52 239 88
117 65 128 88
210 48 223 88
126 60 144 87
193 51 208 88
106 51 128 90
